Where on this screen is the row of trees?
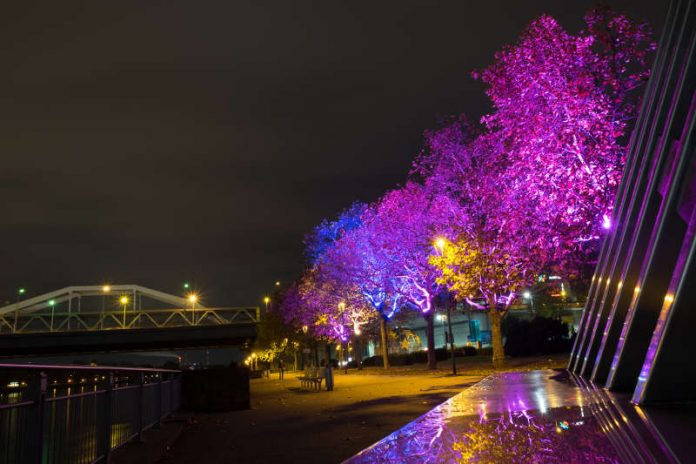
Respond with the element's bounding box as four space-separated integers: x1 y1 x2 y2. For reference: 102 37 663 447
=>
275 10 653 369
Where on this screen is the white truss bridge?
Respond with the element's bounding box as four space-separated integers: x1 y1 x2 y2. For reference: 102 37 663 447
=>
0 285 259 334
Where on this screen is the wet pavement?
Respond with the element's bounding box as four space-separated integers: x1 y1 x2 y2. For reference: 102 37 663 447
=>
344 370 684 463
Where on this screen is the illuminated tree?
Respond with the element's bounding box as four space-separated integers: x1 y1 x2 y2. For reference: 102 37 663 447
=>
367 182 464 369
320 211 401 368
475 10 654 267
430 233 534 368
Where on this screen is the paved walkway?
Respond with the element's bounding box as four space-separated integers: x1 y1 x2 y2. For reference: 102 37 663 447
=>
157 355 568 463
160 372 482 463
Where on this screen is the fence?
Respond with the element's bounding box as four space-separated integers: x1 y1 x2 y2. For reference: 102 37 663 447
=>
0 363 181 464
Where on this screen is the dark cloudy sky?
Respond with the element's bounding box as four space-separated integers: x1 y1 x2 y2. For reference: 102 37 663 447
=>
1 1 665 306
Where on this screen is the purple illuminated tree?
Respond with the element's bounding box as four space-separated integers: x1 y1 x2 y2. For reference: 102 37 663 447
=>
421 10 652 367
367 182 464 369
320 211 401 368
475 10 654 268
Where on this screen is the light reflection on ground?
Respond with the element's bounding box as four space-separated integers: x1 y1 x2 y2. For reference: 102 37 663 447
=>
344 370 620 463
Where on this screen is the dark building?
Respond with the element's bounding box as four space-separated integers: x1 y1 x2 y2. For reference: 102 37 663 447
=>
569 0 695 405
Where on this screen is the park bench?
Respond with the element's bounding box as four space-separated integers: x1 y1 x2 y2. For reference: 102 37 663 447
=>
297 367 324 391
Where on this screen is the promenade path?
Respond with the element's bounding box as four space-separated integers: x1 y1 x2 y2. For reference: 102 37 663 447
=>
158 355 566 464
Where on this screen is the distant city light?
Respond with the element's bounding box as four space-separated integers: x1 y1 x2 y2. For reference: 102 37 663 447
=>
102 285 111 293
275 281 281 286
263 296 270 305
18 288 26 295
120 296 129 305
183 283 190 289
188 294 198 304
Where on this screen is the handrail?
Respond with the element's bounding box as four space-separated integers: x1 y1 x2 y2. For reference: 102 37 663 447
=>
0 364 182 463
0 362 181 373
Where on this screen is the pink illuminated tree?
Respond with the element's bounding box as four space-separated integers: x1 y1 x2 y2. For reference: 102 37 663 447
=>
319 211 401 368
475 10 654 268
367 182 464 369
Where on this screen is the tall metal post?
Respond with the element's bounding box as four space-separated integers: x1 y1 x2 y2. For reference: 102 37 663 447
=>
31 372 47 463
98 372 114 463
447 299 457 375
135 373 144 442
155 374 163 427
67 292 72 331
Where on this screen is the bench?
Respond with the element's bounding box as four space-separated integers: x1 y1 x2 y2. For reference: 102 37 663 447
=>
297 368 324 391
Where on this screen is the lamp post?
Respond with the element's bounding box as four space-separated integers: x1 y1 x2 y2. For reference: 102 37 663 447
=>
101 285 110 329
13 288 26 334
523 291 534 313
120 296 129 328
263 296 270 313
188 294 198 324
434 238 457 375
48 299 56 332
437 314 447 349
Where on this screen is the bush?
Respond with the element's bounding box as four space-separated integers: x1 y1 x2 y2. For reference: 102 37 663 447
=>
502 316 573 357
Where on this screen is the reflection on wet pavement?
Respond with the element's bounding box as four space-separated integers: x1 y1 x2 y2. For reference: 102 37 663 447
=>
344 370 620 463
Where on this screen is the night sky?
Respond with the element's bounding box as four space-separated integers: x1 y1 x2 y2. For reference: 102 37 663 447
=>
1 1 665 307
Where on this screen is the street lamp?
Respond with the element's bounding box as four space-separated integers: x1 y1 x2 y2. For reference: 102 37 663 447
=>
183 282 190 290
275 281 281 287
434 237 446 254
120 296 129 327
263 296 270 313
523 291 534 313
188 293 198 324
437 314 448 348
13 288 27 333
48 299 56 332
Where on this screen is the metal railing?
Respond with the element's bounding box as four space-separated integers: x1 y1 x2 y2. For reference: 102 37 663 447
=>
0 364 181 464
0 307 260 335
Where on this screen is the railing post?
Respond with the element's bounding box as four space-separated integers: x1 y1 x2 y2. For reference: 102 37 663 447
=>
155 374 163 427
31 372 47 464
135 372 144 442
97 372 113 464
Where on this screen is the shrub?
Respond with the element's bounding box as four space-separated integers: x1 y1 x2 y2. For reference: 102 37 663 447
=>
502 316 572 357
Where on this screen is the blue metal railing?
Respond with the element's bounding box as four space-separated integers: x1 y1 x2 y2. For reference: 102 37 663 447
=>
0 363 181 464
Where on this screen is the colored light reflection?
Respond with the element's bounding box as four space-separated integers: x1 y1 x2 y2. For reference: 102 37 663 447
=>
345 370 621 463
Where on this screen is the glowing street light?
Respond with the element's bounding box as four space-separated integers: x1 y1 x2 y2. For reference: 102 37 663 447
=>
188 293 198 324
275 281 281 287
523 291 531 299
338 301 346 311
434 237 446 253
183 282 190 290
263 296 270 313
18 288 26 296
48 299 56 332
120 296 129 327
102 285 111 293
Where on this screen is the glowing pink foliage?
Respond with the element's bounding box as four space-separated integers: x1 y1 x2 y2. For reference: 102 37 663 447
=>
475 11 653 265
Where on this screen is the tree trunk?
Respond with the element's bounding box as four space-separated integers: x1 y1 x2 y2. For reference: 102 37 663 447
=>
425 312 437 370
379 315 390 369
489 303 505 369
354 334 363 370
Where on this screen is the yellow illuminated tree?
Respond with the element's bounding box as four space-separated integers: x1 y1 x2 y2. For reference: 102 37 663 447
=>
430 235 531 368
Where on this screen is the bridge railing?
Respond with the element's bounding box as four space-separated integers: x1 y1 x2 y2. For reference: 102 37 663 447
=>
0 363 181 463
0 306 260 334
